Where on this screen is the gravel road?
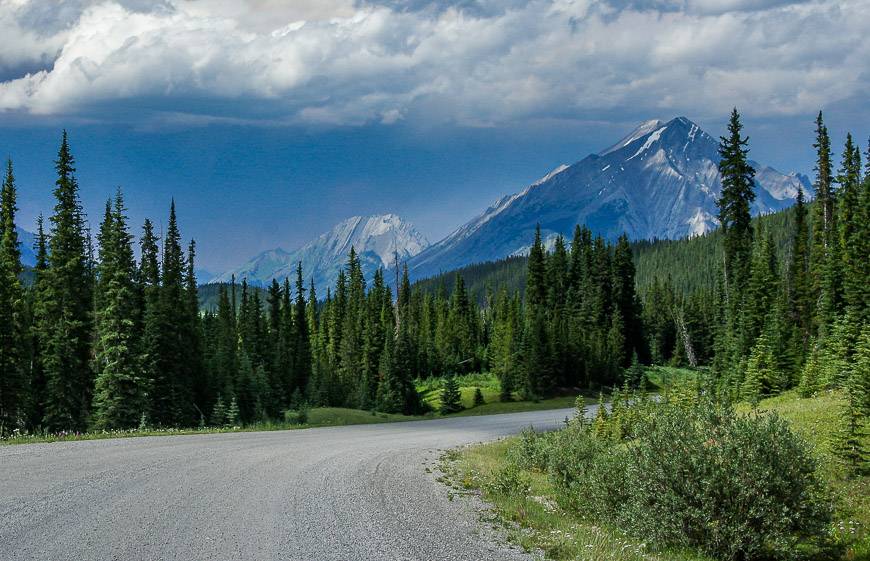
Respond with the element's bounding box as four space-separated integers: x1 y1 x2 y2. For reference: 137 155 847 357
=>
0 408 576 561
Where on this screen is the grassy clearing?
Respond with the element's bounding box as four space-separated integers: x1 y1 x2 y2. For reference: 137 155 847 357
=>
419 371 590 415
450 389 869 561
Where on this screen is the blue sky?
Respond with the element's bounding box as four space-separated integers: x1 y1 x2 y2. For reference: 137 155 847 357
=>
1 0 868 271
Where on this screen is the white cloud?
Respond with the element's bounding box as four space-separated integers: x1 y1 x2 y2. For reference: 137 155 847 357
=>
0 0 867 125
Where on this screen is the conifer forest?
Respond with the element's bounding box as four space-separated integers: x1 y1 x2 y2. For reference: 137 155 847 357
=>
0 109 868 438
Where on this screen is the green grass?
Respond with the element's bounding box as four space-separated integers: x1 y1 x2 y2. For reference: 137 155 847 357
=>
645 365 705 391
418 371 591 416
306 407 427 426
450 390 869 561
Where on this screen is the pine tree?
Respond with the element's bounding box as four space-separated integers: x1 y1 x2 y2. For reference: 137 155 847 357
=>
26 216 49 428
210 394 227 426
837 325 868 474
149 201 193 426
717 108 756 310
184 239 207 415
612 234 643 364
787 187 812 361
838 134 863 316
744 230 779 349
473 387 485 406
0 158 26 433
41 132 94 432
293 262 312 396
91 191 145 429
440 374 463 414
811 112 837 332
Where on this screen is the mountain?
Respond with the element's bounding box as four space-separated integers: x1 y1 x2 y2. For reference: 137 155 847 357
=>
408 116 812 279
17 227 36 268
211 214 429 293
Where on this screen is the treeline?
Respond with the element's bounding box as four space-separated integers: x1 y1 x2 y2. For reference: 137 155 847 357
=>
0 130 646 433
697 111 868 409
1 109 867 436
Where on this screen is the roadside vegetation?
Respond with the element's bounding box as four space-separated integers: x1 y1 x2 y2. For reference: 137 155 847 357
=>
447 371 869 561
1 372 586 445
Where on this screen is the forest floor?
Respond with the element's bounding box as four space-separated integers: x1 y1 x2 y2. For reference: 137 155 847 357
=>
445 389 870 561
1 373 592 445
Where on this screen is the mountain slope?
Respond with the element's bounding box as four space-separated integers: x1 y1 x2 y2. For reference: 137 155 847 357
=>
212 214 429 293
409 116 811 279
17 227 36 267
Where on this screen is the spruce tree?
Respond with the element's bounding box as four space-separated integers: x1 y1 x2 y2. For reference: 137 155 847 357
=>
838 134 863 316
27 216 49 428
440 374 463 414
139 218 161 424
294 262 312 396
811 112 837 332
0 158 25 433
787 188 812 360
41 132 94 432
91 191 144 429
716 109 756 325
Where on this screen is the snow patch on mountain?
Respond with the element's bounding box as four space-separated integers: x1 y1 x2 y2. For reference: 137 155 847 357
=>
409 116 812 280
212 214 429 293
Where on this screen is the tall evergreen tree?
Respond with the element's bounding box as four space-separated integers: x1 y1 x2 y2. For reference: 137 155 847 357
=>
0 159 26 433
150 201 193 425
717 108 756 307
787 188 812 358
41 132 94 432
811 112 837 332
294 262 312 396
27 216 49 427
838 134 863 316
92 191 144 429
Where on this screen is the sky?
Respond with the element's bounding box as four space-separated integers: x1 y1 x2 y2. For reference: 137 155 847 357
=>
0 0 868 272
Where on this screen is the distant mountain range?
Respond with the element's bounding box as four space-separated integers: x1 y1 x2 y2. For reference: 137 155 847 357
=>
211 214 429 293
213 116 811 291
407 116 811 279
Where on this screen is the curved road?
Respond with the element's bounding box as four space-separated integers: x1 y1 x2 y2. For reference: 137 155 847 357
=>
0 408 575 561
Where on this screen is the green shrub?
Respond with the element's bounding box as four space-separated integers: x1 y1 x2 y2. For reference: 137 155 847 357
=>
547 423 628 515
283 403 309 425
507 427 554 471
528 399 832 560
486 462 530 496
618 403 831 560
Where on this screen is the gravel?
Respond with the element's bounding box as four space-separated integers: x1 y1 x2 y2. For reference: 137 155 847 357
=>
0 408 574 561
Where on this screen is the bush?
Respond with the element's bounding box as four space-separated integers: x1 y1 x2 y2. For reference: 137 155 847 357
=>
473 387 485 406
283 403 309 425
526 399 832 560
507 427 554 471
486 462 531 496
617 403 830 560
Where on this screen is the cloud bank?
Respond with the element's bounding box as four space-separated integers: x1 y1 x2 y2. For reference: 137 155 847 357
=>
0 0 866 126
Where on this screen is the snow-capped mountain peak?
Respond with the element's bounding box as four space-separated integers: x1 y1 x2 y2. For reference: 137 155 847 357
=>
212 214 429 292
408 116 812 278
600 119 665 156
